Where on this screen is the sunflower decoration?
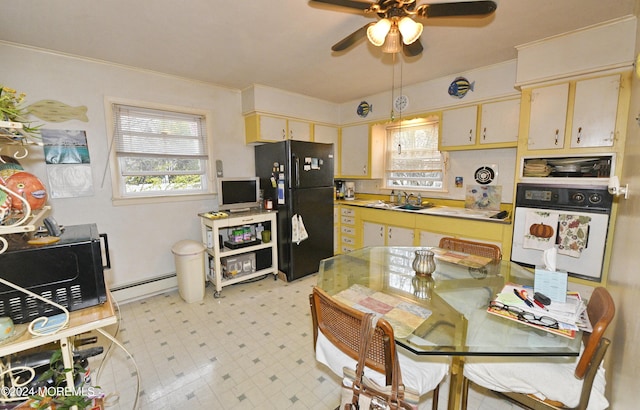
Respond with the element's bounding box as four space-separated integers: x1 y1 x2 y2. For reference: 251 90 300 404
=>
0 85 42 146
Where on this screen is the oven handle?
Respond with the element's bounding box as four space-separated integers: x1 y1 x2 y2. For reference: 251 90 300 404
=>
99 233 111 269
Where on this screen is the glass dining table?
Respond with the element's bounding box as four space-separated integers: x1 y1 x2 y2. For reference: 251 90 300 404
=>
317 247 582 410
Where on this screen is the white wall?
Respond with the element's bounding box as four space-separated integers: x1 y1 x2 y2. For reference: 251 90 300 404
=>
338 60 519 125
2 42 253 291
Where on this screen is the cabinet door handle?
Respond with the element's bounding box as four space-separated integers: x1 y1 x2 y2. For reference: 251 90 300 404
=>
282 129 286 139
388 228 392 239
379 227 384 237
482 127 487 140
554 129 559 145
290 129 293 139
576 127 582 144
469 129 473 142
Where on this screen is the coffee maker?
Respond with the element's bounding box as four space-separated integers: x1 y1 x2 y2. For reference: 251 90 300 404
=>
335 180 345 199
345 182 355 200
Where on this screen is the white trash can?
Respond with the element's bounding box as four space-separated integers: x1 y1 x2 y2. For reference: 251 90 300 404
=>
171 240 206 303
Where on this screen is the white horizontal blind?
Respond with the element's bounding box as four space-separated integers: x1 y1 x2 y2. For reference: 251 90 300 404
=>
111 103 209 196
385 119 446 190
113 104 208 159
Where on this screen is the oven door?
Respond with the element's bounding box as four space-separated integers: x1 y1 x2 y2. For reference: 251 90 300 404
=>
511 206 610 281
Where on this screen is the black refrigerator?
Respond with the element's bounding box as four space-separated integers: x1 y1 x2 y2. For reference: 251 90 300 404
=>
255 140 334 281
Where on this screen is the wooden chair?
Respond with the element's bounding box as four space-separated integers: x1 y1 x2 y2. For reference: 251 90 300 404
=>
461 286 615 410
438 237 502 260
309 286 444 410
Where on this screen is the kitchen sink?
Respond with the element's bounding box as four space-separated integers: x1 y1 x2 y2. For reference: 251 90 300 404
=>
392 203 435 211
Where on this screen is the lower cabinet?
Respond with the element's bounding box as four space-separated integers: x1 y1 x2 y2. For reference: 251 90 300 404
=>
337 204 512 259
363 222 415 247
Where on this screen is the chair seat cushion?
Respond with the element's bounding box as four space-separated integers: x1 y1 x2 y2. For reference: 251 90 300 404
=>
463 349 608 410
315 330 449 395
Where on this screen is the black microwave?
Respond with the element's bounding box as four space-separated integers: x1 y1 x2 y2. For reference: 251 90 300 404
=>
0 224 109 324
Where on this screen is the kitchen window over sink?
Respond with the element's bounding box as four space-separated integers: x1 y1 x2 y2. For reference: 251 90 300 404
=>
384 115 447 191
108 101 211 202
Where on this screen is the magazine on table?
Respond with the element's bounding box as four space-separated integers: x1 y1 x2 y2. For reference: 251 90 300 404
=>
486 283 589 339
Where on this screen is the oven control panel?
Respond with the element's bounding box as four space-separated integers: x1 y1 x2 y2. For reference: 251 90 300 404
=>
516 183 612 213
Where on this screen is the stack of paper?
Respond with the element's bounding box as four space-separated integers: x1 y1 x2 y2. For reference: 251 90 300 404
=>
488 283 591 339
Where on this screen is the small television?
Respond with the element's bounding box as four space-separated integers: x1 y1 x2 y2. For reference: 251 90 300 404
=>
217 177 260 212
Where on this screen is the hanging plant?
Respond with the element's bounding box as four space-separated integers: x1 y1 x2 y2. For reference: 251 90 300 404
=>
0 85 42 144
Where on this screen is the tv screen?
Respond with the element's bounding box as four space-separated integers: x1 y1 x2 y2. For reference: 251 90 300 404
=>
217 177 260 211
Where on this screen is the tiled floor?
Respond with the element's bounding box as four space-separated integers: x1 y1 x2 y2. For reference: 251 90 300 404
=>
90 273 520 409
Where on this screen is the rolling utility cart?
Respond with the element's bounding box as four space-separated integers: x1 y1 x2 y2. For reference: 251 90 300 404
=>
199 209 278 298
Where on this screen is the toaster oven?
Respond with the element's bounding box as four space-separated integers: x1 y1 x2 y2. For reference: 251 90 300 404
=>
0 224 109 324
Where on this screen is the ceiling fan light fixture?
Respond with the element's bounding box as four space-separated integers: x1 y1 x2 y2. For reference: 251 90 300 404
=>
398 17 423 45
367 18 392 46
381 26 402 54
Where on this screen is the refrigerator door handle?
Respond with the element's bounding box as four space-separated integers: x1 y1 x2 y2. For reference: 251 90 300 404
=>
292 153 300 188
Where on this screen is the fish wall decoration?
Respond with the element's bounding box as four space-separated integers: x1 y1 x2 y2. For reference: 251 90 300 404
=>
356 101 372 118
448 77 475 99
26 100 88 123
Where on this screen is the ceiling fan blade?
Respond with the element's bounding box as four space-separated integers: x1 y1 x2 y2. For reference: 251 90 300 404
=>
403 38 423 57
418 1 497 18
332 24 370 51
310 0 375 11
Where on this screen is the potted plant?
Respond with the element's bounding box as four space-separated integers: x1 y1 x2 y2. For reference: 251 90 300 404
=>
0 85 41 144
24 349 101 410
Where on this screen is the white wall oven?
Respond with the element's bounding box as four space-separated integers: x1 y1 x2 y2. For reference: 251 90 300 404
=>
511 183 612 282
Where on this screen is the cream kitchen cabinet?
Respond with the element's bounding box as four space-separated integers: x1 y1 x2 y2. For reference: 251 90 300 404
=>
338 206 359 253
440 105 477 148
527 83 569 150
340 124 370 177
360 208 416 247
245 114 311 143
479 98 520 145
314 124 339 175
362 222 415 247
526 74 621 150
570 75 619 148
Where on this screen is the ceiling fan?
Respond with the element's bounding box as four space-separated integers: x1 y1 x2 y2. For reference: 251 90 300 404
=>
312 0 497 56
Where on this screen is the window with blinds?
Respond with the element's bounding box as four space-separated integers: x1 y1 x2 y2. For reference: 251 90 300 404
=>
112 104 209 197
385 117 447 190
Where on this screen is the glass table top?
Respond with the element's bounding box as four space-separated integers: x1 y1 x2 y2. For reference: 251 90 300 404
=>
317 247 581 357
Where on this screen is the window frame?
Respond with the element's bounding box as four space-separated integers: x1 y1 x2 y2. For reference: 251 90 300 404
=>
383 115 448 192
105 97 214 205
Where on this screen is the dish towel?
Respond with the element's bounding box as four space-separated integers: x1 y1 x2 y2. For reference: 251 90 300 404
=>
557 214 591 257
291 214 309 245
523 210 558 251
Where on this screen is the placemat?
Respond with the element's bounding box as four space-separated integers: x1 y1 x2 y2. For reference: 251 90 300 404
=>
334 284 432 338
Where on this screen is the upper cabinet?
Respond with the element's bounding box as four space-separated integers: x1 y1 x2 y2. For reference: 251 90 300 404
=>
340 124 370 178
313 124 339 176
570 75 619 148
245 114 311 143
440 106 477 148
480 98 520 145
339 123 384 179
526 74 621 151
527 83 569 150
439 98 520 150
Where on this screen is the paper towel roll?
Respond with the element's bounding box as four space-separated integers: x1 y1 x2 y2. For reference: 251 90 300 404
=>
543 247 557 271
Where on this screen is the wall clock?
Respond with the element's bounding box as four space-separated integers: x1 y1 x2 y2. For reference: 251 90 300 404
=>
394 95 409 113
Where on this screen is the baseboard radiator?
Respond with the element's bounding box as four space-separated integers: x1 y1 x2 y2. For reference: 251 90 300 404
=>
110 273 178 304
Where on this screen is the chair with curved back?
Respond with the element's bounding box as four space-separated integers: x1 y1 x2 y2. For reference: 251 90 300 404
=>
309 286 448 410
438 237 502 261
460 286 615 410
